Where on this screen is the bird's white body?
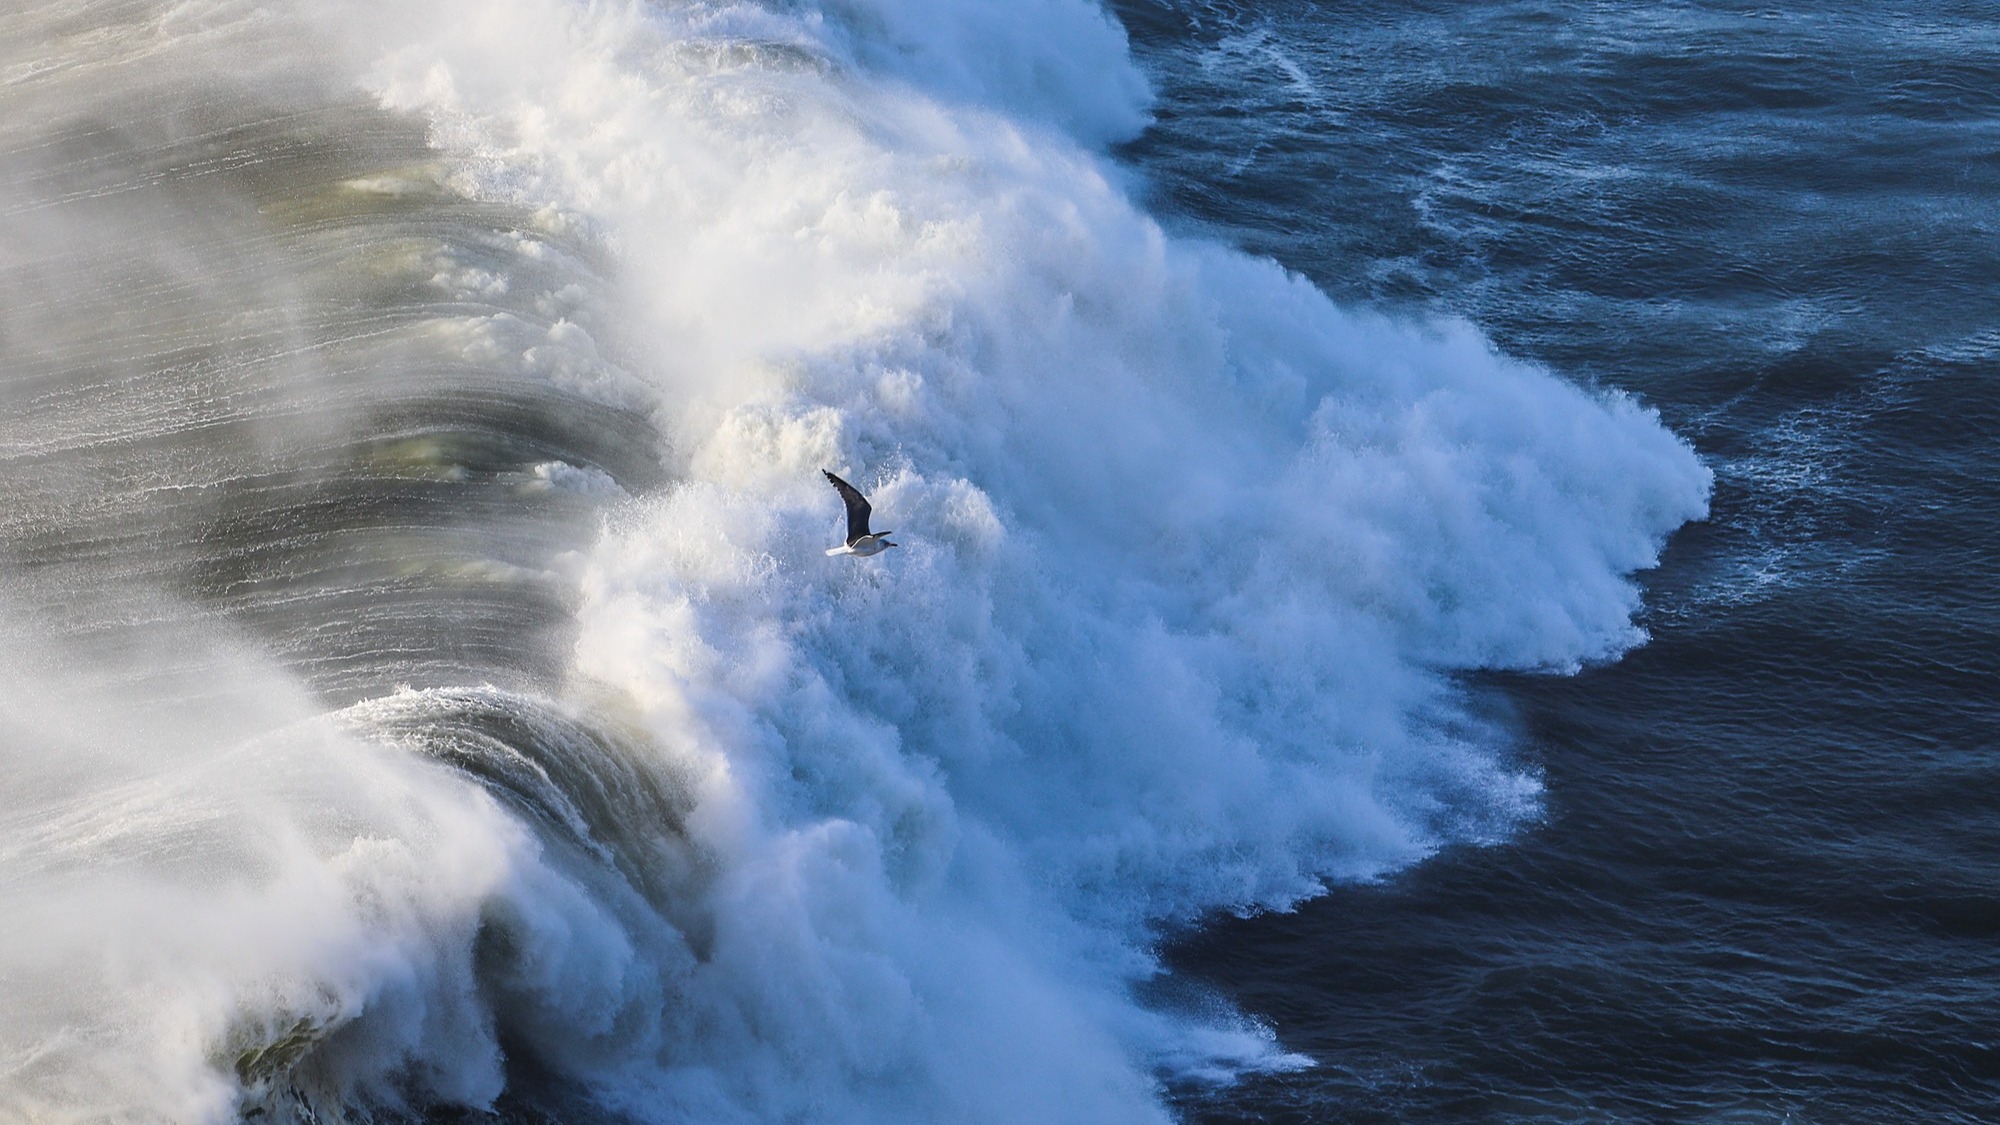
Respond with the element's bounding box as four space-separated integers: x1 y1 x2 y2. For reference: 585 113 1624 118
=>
826 534 895 557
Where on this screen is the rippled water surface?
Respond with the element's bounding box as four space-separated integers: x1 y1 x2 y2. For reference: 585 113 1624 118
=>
1115 2 2000 1121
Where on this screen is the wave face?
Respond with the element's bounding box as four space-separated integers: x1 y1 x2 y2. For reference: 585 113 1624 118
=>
0 1 1710 1121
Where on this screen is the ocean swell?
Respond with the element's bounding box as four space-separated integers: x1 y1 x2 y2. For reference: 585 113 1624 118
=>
0 0 1709 1121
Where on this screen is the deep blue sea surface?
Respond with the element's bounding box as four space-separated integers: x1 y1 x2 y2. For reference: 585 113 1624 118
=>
1116 2 2000 1121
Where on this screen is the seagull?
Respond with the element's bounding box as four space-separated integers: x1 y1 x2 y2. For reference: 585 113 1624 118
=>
822 469 897 557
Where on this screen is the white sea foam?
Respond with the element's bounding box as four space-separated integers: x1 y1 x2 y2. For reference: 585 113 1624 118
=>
0 0 1710 1121
0 619 535 1121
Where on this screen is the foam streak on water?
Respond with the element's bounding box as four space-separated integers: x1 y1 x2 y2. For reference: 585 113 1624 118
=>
0 1 1706 1120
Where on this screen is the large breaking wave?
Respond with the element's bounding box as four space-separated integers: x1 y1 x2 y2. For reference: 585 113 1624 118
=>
0 0 1709 1121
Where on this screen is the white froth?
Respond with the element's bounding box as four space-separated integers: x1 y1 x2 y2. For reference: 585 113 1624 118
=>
371 0 1704 1116
0 0 1712 1121
0 631 520 1120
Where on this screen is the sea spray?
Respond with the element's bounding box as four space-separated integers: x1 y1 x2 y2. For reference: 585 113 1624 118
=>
0 0 1709 1120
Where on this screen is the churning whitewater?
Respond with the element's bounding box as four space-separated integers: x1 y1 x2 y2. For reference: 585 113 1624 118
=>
0 0 1709 1121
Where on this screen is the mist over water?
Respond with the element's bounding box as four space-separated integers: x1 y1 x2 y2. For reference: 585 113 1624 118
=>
0 1 1705 1121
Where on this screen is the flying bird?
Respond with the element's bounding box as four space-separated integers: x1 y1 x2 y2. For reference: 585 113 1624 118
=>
823 470 898 557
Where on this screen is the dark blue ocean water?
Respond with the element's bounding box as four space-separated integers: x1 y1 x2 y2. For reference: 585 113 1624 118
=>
1113 2 2000 1121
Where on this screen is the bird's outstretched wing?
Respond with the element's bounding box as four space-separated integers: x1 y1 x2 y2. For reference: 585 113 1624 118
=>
823 469 873 544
